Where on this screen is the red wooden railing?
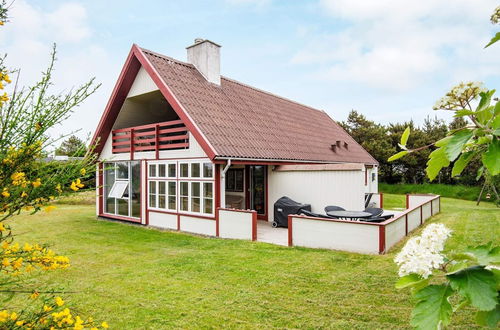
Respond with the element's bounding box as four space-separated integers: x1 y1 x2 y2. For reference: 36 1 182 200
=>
112 120 189 159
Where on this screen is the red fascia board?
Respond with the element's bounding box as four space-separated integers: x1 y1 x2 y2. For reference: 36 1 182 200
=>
132 45 217 160
91 48 141 155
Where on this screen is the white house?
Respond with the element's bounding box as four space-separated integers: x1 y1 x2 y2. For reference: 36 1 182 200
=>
91 39 379 238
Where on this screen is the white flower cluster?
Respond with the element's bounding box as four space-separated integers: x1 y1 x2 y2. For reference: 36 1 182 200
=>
433 81 487 111
491 6 500 24
394 224 452 278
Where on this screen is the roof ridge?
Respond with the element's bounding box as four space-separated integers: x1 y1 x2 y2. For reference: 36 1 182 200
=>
221 75 327 115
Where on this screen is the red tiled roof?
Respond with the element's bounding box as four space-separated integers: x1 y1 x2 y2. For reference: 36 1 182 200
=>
133 47 377 164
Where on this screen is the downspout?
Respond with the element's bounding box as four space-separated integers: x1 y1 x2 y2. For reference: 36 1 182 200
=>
222 159 232 178
220 159 231 209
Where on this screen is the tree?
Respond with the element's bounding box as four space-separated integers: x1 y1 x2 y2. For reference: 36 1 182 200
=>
0 3 107 328
392 9 499 328
340 110 395 182
55 135 87 157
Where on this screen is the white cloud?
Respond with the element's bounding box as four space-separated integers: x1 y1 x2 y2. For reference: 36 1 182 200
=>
0 0 117 146
46 3 91 42
290 0 500 91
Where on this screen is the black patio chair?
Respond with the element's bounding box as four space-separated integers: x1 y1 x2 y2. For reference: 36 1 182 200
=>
300 209 333 219
364 207 383 217
324 205 345 213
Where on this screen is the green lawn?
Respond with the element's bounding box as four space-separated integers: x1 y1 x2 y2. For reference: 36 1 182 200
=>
5 194 499 328
379 182 491 202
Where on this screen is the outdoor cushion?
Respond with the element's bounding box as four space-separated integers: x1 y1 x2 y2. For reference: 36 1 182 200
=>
364 207 383 217
300 209 332 219
324 205 345 213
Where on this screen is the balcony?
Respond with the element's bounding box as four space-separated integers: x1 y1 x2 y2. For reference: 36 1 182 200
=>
112 120 189 158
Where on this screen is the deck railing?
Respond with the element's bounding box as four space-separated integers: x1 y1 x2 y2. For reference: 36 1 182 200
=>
112 120 189 159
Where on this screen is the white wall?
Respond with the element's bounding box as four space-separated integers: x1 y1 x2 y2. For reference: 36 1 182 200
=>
218 209 255 240
408 194 435 208
128 66 158 97
179 216 216 236
268 167 365 218
365 166 378 194
385 217 406 250
291 216 380 254
149 211 177 230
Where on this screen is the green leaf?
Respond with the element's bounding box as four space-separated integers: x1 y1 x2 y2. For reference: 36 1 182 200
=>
388 151 408 162
476 107 494 125
445 129 473 162
492 115 500 130
400 127 410 146
476 90 494 113
452 152 474 177
435 135 452 147
476 305 500 328
448 266 498 311
426 147 450 181
482 137 500 176
396 274 428 290
494 100 500 117
454 109 475 117
485 32 500 48
476 166 485 181
451 252 478 263
447 260 471 275
410 284 453 330
465 243 500 265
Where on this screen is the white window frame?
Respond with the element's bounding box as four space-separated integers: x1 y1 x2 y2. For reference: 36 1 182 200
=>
147 159 215 216
103 161 140 219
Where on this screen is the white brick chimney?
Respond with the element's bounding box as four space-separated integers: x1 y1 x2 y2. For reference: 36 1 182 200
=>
186 38 221 85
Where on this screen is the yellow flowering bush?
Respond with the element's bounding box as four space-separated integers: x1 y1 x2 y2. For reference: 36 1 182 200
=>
0 2 106 328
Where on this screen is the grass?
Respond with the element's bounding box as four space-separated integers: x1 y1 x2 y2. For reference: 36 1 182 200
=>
5 193 499 328
379 183 490 202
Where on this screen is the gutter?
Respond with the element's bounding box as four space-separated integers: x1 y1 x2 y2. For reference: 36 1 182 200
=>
214 156 378 166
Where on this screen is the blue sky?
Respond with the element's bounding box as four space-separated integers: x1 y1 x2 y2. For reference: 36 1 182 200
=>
1 0 499 143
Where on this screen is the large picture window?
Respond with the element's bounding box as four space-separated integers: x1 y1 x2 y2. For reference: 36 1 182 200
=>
148 160 214 216
103 161 141 218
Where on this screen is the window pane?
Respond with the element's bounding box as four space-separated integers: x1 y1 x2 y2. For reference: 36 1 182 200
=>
117 198 128 216
203 182 213 198
104 163 115 214
168 196 176 210
191 197 200 212
116 162 129 179
158 164 166 177
159 181 166 195
180 163 188 177
180 182 188 196
168 164 176 177
149 181 156 194
191 182 200 197
149 164 156 177
108 181 128 199
149 194 156 208
204 198 213 214
159 195 166 209
149 181 156 208
191 163 200 177
131 162 141 218
203 163 213 178
180 197 189 211
168 182 176 195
